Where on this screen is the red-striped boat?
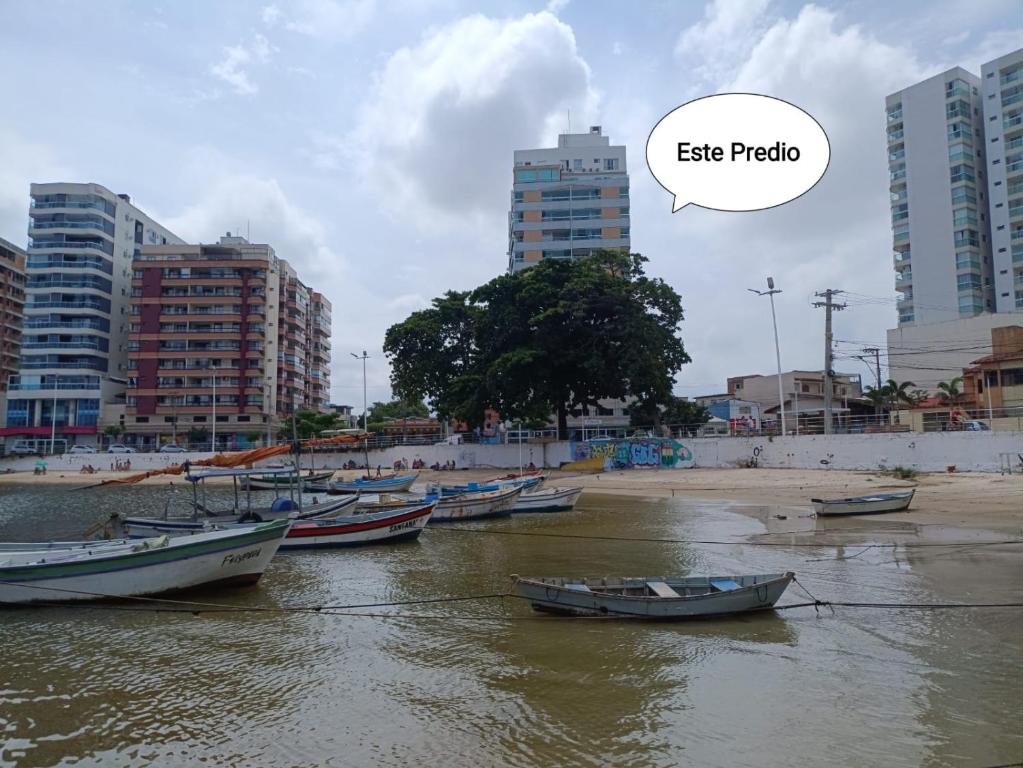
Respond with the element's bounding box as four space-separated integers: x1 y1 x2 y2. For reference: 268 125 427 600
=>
279 502 436 549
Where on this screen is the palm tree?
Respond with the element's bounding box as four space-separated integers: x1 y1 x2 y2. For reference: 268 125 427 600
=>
102 424 124 449
863 384 888 416
936 377 963 406
884 379 916 410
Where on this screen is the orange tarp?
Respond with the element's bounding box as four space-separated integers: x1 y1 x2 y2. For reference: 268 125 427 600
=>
89 433 367 488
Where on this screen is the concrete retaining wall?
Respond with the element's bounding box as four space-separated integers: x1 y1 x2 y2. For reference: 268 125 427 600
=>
1 432 1018 474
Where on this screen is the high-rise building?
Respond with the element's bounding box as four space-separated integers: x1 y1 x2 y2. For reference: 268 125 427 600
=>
886 67 993 326
123 234 330 450
507 126 629 273
4 183 183 449
0 237 26 395
983 49 1023 312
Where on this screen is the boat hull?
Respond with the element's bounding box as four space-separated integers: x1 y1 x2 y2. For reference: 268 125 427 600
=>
437 476 542 497
430 486 523 522
240 470 334 491
812 490 914 516
0 521 290 605
278 503 435 548
513 572 795 619
512 487 583 513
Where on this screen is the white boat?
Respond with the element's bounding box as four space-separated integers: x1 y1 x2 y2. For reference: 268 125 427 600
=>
0 520 290 605
328 473 419 494
429 486 523 522
512 487 583 513
276 502 436 548
811 489 915 516
240 469 334 490
512 572 795 619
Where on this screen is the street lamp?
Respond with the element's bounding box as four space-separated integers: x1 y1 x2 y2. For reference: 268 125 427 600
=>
351 351 370 470
748 277 786 435
49 375 61 455
206 360 217 452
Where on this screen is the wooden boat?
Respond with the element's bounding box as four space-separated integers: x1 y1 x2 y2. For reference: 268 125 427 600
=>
240 469 334 490
120 495 357 538
0 520 290 605
512 572 795 619
434 475 542 497
512 487 583 513
275 502 436 548
327 473 419 495
429 486 523 522
811 489 915 516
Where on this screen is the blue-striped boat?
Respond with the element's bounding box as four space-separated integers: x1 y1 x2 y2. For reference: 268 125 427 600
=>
326 473 419 495
435 475 542 497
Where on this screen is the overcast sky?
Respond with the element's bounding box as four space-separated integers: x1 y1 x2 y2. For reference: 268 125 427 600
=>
1 0 1021 405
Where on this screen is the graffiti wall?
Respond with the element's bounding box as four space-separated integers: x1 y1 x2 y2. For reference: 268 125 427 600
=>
571 437 693 469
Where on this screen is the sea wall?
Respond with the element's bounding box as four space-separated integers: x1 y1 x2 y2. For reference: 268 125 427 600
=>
2 432 1021 474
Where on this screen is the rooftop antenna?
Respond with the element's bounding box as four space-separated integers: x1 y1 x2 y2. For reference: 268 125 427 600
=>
247 219 250 241
567 108 571 134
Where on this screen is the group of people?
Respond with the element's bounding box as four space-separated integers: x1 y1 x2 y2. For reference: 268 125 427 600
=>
111 458 132 471
78 464 99 474
429 460 458 471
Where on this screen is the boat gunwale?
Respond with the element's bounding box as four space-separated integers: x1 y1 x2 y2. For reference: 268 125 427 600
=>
514 571 795 605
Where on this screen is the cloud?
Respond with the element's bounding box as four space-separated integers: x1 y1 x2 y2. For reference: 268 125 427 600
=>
349 10 599 233
0 130 71 249
653 4 931 392
281 0 377 40
261 4 282 27
210 34 277 95
674 0 772 89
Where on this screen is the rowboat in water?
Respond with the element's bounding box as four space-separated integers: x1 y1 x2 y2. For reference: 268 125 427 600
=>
240 469 334 490
429 486 523 522
512 572 795 619
277 502 436 548
811 489 915 516
513 487 583 513
0 520 290 605
327 473 419 495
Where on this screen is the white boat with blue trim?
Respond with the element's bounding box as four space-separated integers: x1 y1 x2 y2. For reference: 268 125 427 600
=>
512 572 795 619
512 487 583 513
0 520 290 605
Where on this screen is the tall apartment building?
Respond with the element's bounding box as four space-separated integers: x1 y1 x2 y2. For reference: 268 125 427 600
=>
3 183 183 449
0 237 26 395
983 49 1023 311
886 67 993 326
124 234 330 450
507 126 629 273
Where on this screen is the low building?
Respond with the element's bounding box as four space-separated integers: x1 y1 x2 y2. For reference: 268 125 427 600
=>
706 399 761 434
963 325 1023 411
728 370 864 433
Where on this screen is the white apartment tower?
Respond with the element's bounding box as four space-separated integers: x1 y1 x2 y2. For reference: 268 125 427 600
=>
983 49 1023 311
4 183 183 448
886 67 993 326
507 126 629 273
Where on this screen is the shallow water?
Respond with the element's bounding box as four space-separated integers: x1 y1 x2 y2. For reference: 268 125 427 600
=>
1 483 1021 767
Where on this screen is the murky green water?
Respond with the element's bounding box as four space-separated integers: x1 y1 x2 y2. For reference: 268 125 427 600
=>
1 483 1021 767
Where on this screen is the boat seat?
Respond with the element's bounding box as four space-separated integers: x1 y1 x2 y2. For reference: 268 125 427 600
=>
646 581 681 598
563 583 592 592
709 579 742 592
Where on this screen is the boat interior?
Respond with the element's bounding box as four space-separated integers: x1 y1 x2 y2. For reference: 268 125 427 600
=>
525 574 789 598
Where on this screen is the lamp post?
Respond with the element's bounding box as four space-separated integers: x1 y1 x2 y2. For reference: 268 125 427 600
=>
206 360 217 452
748 278 786 435
49 375 60 455
351 351 370 470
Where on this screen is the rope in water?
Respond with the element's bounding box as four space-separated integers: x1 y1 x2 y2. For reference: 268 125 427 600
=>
429 526 1023 549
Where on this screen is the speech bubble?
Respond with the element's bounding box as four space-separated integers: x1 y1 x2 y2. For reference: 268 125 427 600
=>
646 93 830 213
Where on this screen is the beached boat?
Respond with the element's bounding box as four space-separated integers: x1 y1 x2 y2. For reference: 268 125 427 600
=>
512 572 795 619
0 520 290 605
434 475 542 497
429 486 523 522
277 502 436 548
811 489 915 516
512 487 583 513
327 473 419 495
240 469 334 490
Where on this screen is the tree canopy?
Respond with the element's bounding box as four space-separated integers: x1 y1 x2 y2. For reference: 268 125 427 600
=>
366 398 430 423
628 397 710 428
384 251 691 434
287 410 346 440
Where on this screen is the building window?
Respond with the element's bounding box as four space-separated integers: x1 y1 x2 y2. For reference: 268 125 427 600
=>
604 158 619 171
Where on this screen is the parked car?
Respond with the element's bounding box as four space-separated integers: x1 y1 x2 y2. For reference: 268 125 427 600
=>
107 444 137 454
7 441 36 456
963 420 991 431
158 444 187 453
69 445 97 454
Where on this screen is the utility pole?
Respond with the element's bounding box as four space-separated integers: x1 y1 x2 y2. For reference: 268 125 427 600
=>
351 351 370 471
265 382 273 447
813 289 846 435
862 347 882 389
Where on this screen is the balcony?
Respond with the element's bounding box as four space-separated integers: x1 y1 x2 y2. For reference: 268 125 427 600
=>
26 299 108 312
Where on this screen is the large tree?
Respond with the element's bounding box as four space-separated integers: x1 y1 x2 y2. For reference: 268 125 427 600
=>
366 398 430 423
384 251 691 434
629 397 710 428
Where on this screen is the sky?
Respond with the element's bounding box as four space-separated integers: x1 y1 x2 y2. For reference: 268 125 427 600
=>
1 0 1021 407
